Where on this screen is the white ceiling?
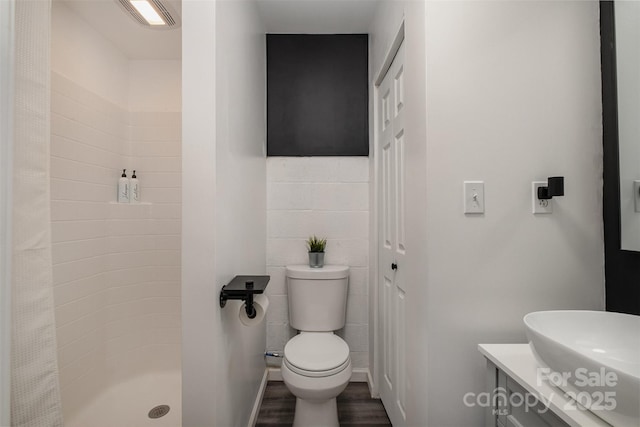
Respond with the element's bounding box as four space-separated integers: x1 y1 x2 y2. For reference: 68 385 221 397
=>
61 0 182 60
60 0 379 60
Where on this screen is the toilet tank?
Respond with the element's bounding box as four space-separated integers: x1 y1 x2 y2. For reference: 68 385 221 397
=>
286 265 349 332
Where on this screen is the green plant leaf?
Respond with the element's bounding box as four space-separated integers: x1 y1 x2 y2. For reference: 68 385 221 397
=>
306 235 327 252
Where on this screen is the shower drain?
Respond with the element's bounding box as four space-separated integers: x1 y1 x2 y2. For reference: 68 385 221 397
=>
148 405 170 419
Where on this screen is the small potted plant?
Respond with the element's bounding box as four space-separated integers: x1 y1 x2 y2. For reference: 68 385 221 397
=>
306 235 327 268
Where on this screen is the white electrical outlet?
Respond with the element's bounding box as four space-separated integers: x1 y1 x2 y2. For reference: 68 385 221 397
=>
464 181 485 214
532 181 553 214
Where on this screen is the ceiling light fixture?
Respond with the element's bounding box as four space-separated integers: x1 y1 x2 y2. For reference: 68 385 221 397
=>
130 0 166 26
115 0 180 30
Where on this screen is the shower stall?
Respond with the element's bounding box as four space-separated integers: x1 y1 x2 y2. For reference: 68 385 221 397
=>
50 1 182 425
4 0 182 425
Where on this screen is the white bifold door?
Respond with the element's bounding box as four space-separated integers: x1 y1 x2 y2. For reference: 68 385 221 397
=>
377 42 407 427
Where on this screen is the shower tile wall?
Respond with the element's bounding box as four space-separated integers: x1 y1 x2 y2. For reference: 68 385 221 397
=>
50 73 181 419
266 157 369 368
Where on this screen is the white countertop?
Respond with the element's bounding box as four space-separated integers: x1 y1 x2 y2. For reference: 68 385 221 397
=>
478 344 611 427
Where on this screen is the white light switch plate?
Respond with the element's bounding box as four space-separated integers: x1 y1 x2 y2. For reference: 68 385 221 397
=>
464 181 485 214
532 181 553 214
634 180 640 213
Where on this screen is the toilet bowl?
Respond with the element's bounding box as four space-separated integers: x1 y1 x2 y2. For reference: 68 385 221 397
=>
282 333 352 426
283 265 351 427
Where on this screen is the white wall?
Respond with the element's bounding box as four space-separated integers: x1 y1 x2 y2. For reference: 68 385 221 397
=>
266 157 370 368
129 60 182 112
52 2 182 114
51 1 129 109
369 1 604 426
50 3 182 422
422 2 604 426
182 0 267 425
51 73 125 417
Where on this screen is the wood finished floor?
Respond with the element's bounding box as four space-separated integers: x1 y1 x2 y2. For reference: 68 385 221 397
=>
256 381 392 427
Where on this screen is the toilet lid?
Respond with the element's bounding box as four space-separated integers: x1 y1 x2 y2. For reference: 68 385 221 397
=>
284 333 350 373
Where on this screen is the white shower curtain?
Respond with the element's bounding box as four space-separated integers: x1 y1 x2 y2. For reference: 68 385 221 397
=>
10 0 63 425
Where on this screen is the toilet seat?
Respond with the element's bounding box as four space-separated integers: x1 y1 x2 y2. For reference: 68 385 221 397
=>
284 357 350 378
284 333 350 378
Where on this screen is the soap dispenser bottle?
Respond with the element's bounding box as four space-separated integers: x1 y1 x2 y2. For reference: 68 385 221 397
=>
130 170 140 203
117 169 129 203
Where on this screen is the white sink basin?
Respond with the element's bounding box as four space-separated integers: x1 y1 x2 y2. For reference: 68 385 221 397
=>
524 310 640 427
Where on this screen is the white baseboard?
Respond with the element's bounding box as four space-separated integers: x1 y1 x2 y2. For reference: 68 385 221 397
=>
267 367 372 385
247 368 269 427
350 367 369 382
267 367 283 381
367 370 379 398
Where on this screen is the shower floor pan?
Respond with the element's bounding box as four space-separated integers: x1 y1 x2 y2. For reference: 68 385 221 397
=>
65 370 181 427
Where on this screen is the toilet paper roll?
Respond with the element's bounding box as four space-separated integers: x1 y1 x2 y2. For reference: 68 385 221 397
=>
239 294 269 326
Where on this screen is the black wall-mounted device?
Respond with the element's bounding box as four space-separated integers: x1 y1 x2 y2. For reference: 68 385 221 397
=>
537 176 565 200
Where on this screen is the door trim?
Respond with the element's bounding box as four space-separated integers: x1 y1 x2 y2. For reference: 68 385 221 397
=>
374 20 405 86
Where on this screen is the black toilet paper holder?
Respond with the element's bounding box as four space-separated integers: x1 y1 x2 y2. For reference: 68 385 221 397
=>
219 275 270 319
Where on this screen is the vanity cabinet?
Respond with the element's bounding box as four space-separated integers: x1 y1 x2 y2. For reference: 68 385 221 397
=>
486 360 568 427
479 344 609 427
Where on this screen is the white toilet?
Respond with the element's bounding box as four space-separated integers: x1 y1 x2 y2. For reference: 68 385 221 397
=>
282 265 352 427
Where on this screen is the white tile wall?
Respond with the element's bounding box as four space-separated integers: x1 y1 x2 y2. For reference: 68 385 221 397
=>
50 73 181 418
266 157 370 368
